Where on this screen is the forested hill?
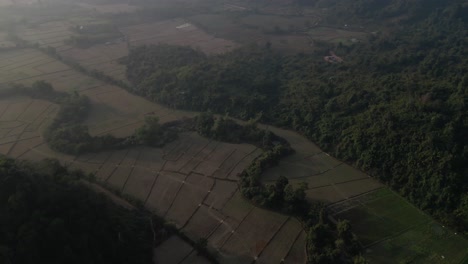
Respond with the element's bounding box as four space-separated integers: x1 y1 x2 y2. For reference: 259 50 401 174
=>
0 157 158 264
304 0 467 24
122 0 468 235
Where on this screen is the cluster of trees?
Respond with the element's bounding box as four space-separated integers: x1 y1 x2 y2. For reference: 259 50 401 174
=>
195 113 287 147
124 44 281 119
125 116 178 147
307 218 364 264
0 157 162 264
319 0 467 24
123 0 468 235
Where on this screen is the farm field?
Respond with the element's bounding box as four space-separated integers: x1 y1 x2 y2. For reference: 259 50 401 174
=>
15 18 129 81
59 41 129 81
260 126 468 263
0 109 307 263
0 48 194 137
0 32 15 48
17 21 75 48
154 235 210 264
120 19 239 55
13 15 240 80
76 2 140 14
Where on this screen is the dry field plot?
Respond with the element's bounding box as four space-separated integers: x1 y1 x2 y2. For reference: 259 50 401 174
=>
0 97 58 159
121 19 239 55
59 42 129 81
76 2 140 14
17 21 75 48
0 49 74 85
256 218 304 264
0 32 15 48
17 22 127 81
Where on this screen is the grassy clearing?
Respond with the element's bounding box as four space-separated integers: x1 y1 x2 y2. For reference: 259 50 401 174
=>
330 188 468 263
334 191 429 246
366 222 468 264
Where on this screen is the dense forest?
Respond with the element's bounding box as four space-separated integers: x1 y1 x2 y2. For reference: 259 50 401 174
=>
0 157 160 264
122 0 468 234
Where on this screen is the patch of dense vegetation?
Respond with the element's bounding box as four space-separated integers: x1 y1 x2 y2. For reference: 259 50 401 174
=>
123 0 468 235
0 157 161 264
314 0 467 25
0 81 178 154
125 44 281 119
